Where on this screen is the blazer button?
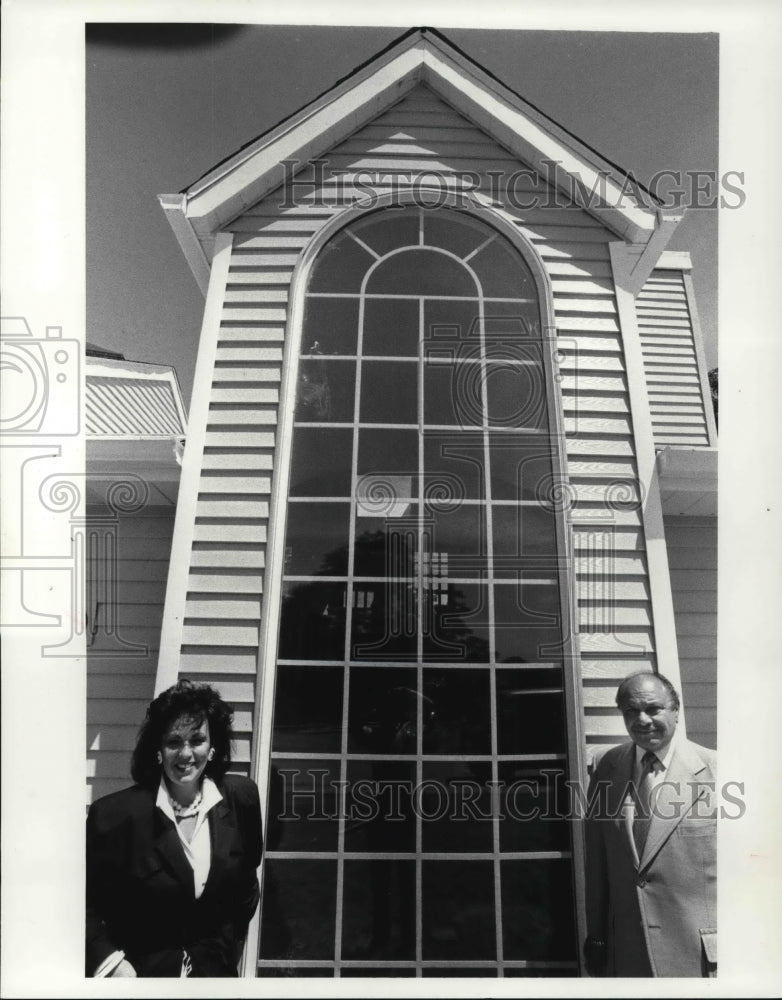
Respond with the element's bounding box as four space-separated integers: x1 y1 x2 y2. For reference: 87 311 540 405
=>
637 878 647 888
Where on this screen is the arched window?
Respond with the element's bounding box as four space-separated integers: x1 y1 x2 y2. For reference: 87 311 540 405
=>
257 207 580 976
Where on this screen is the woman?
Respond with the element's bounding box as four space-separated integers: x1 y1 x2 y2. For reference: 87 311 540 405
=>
86 679 262 977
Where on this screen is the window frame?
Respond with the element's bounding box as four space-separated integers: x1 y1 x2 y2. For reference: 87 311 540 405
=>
246 193 586 977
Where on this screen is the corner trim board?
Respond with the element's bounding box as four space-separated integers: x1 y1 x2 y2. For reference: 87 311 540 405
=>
154 232 234 693
608 241 687 725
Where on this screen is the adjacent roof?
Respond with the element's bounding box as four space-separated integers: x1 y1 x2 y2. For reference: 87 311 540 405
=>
160 27 681 292
86 341 125 361
86 357 187 438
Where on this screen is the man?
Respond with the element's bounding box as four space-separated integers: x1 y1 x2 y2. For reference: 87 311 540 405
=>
583 671 717 977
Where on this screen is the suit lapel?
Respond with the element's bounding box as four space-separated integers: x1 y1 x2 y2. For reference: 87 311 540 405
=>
639 739 710 870
604 743 641 869
202 791 239 897
153 806 195 891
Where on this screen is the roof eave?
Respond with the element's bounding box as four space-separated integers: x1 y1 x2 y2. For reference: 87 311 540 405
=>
158 193 210 295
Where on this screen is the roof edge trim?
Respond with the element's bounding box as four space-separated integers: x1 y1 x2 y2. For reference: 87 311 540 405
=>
158 193 210 295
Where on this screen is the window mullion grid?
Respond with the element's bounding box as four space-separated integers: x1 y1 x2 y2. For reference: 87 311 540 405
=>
268 216 574 977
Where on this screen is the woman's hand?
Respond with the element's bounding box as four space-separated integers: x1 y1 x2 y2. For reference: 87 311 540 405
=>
110 959 137 977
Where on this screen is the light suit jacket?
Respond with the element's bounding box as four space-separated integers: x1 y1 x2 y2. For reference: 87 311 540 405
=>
585 738 717 977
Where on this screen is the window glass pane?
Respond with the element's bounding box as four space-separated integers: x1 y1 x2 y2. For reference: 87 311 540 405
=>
354 208 420 256
423 299 481 358
354 513 417 578
424 360 482 427
488 435 552 502
359 360 418 424
259 859 337 960
296 358 356 423
497 762 570 853
267 759 341 852
347 667 419 753
289 427 352 496
344 761 417 853
351 582 417 660
494 583 562 663
362 298 419 357
424 503 487 578
492 505 558 564
495 665 563 688
496 679 566 754
423 669 491 754
341 969 416 977
278 582 346 660
301 297 360 356
504 970 578 978
341 859 416 960
424 431 485 501
484 363 548 429
423 210 486 257
482 302 542 342
494 626 564 665
423 969 498 977
422 861 495 960
422 582 491 663
470 237 538 298
271 666 344 753
357 428 418 476
500 860 576 960
257 968 334 977
367 249 476 297
308 229 374 293
421 762 494 853
284 501 350 575
495 581 561 624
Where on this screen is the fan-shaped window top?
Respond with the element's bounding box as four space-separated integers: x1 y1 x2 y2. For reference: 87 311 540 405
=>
366 248 477 297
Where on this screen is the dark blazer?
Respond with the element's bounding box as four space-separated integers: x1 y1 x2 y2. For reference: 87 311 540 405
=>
585 738 717 977
86 773 262 977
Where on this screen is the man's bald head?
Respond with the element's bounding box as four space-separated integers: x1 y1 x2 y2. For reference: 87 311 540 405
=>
616 671 680 712
616 672 680 754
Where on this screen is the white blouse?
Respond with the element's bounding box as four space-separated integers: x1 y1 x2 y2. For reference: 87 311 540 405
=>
156 776 223 898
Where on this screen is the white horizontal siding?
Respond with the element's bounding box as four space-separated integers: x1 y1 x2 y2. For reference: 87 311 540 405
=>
663 515 717 749
87 508 175 805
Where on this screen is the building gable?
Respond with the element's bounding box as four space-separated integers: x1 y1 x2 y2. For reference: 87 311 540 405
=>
160 29 677 294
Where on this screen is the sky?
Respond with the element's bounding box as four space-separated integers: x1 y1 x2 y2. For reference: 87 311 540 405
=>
86 24 719 408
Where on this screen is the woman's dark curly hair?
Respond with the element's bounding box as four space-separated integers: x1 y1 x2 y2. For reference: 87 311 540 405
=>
131 678 234 788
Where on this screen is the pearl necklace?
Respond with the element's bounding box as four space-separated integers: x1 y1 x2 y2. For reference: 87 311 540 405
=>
170 789 202 819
